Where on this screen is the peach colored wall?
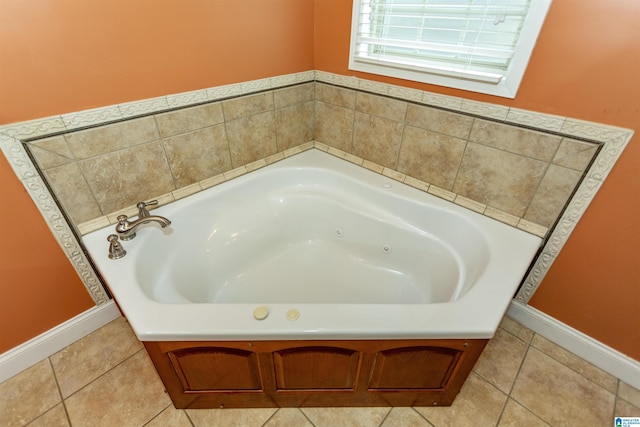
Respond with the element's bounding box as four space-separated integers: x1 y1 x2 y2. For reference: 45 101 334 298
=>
315 0 640 360
0 0 315 352
0 154 95 353
0 0 314 123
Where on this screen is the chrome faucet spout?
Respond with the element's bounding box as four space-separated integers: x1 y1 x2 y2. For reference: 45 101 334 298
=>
115 214 171 241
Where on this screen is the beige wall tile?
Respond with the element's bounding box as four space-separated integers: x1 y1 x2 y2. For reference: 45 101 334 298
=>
469 119 562 162
222 92 274 121
484 206 520 227
524 165 583 228
79 141 175 214
406 104 474 139
553 138 599 172
353 112 404 169
511 348 615 426
44 162 102 224
355 92 407 122
50 317 143 398
155 102 224 138
315 82 356 109
24 78 600 238
397 125 466 190
29 136 74 169
162 124 232 188
0 359 61 427
315 101 354 152
29 145 72 170
275 100 315 151
65 116 159 159
226 111 277 166
453 143 547 217
65 350 170 426
274 83 315 108
455 195 486 213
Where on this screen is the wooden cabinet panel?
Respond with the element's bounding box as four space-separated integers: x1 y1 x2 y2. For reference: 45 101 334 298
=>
274 346 360 390
369 346 461 390
167 347 262 391
144 338 488 409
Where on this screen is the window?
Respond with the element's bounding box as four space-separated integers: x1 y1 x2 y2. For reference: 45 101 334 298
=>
349 0 552 98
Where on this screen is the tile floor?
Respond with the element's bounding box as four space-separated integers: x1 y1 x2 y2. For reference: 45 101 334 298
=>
1 316 638 427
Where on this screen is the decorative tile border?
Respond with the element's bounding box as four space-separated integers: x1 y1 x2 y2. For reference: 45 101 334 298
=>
0 70 633 305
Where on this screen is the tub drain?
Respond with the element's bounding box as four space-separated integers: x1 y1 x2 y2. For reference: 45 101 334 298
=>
381 245 392 254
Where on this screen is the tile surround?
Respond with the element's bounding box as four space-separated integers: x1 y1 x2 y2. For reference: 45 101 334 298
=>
0 70 633 310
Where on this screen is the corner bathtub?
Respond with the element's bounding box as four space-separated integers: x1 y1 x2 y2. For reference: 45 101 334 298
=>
83 148 542 408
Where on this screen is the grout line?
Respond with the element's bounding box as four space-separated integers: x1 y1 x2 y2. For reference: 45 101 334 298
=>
298 407 318 427
140 403 174 426
261 408 279 427
410 407 435 427
528 332 620 395
375 407 393 427
183 407 197 427
61 347 145 404
46 356 74 427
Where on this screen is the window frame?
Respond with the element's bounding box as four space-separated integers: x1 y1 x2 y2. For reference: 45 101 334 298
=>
348 0 553 98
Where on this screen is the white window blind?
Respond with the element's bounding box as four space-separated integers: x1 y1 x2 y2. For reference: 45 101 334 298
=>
349 0 552 98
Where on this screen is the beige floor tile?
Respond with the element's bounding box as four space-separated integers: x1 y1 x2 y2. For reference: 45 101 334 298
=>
145 405 192 426
499 316 534 343
473 328 528 393
381 407 434 426
25 403 69 427
531 334 618 393
619 382 640 408
65 350 170 427
497 399 549 427
187 408 277 427
0 359 61 427
51 316 143 398
414 372 507 427
615 397 640 418
263 408 314 427
511 347 615 426
302 407 390 427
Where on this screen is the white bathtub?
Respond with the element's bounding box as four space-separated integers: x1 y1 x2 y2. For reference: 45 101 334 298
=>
83 148 541 341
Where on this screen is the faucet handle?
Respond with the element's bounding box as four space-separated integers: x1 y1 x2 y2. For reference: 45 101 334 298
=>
136 200 158 218
107 234 127 259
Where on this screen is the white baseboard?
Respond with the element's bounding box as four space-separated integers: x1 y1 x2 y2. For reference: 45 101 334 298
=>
508 301 640 390
0 301 121 383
